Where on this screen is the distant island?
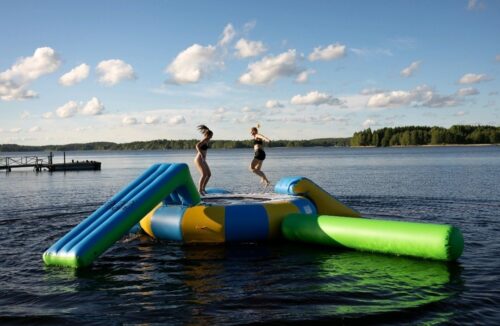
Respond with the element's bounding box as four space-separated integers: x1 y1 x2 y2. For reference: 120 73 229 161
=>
0 125 498 152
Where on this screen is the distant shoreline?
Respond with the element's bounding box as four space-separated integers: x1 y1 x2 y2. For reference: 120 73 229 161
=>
1 143 498 153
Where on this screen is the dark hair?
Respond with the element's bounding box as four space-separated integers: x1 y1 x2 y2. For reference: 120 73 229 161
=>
197 125 213 137
251 127 258 135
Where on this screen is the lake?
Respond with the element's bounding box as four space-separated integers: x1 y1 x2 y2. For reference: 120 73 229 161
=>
0 146 499 324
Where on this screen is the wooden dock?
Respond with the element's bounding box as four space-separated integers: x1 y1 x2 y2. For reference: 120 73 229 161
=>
0 152 101 172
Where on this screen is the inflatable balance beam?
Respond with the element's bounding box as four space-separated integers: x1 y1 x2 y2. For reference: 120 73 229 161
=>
282 214 464 261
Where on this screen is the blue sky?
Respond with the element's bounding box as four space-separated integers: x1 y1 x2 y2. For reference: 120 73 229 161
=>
1 0 499 145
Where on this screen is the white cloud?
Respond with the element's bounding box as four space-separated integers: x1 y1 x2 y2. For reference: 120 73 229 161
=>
219 24 236 46
0 47 61 101
80 97 105 115
96 59 136 86
168 115 186 125
243 20 257 33
295 69 315 83
362 119 377 129
351 47 393 57
42 112 54 119
400 61 421 77
59 63 90 86
367 85 461 108
457 87 479 97
291 91 342 106
467 0 485 10
239 50 303 85
458 73 491 84
29 126 41 132
122 116 138 125
10 128 22 133
234 38 266 58
56 100 79 118
145 115 161 124
211 107 228 122
309 43 346 61
20 111 31 119
265 100 284 109
360 88 385 95
308 43 346 61
166 44 220 84
454 111 467 116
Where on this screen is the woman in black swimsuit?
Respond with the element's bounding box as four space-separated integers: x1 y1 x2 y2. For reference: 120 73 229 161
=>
250 126 271 187
194 125 213 195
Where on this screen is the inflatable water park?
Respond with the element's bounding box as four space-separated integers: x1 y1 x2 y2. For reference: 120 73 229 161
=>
43 163 464 268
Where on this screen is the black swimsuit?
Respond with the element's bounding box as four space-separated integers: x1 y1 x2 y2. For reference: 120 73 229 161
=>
200 143 209 150
253 138 266 160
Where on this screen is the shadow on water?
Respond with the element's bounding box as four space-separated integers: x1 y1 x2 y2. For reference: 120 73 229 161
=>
37 240 464 325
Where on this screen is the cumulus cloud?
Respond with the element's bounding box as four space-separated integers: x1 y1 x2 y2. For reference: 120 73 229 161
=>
362 119 377 129
219 24 236 46
122 116 138 125
166 44 220 84
10 128 22 133
367 85 461 108
400 61 421 77
29 126 41 132
291 91 342 106
56 100 79 118
59 63 90 86
96 59 136 86
458 73 491 84
265 100 284 109
239 50 303 85
308 43 346 61
457 87 479 97
80 97 105 115
168 115 186 125
455 111 467 116
295 69 315 83
0 47 61 101
144 115 161 124
234 38 266 58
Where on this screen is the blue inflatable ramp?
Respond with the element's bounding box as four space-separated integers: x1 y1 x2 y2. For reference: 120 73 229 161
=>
43 163 200 268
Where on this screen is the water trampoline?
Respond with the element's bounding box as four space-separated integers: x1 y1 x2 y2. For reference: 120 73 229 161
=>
43 163 464 268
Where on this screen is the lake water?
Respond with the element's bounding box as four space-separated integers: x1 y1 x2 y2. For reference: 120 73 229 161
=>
1 146 499 324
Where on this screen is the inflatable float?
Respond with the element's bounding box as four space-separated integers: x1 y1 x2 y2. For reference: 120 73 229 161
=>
43 163 464 268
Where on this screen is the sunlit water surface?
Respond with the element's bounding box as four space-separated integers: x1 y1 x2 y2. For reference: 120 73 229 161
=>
0 146 499 324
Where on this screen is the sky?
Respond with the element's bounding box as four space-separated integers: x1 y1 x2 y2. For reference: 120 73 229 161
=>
0 0 499 145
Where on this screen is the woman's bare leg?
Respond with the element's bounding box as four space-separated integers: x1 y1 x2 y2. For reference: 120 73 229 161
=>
194 158 206 194
250 159 270 185
200 162 211 193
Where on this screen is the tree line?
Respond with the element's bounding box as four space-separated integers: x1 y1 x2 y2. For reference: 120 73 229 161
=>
350 125 500 147
1 125 498 152
0 138 351 152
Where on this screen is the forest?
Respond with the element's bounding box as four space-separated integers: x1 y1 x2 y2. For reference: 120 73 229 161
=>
350 125 500 147
1 125 498 152
0 138 351 152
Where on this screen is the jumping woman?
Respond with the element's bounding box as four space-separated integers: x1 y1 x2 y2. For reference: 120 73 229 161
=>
249 125 271 187
194 125 213 195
